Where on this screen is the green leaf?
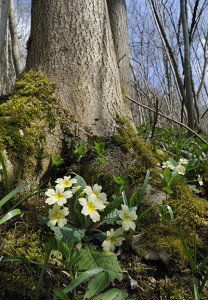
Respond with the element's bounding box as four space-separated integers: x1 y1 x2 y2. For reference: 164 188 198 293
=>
98 157 105 164
121 191 128 206
35 238 56 300
52 224 86 243
99 288 128 300
129 190 139 208
84 271 109 299
168 173 179 187
60 268 103 294
169 158 177 166
77 244 123 281
52 155 64 167
162 187 173 195
74 175 86 187
0 209 21 225
193 277 200 300
53 289 70 300
37 215 49 225
137 169 150 205
101 209 121 226
101 196 123 218
166 205 174 221
56 239 76 261
0 183 27 208
0 152 9 194
199 254 208 272
163 168 171 184
185 158 198 173
177 226 195 274
136 204 160 224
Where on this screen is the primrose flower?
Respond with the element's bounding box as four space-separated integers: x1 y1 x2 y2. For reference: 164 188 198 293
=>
175 164 185 175
162 161 171 168
198 175 203 186
78 193 105 222
169 164 176 170
55 176 77 188
179 158 188 165
102 228 124 252
47 204 69 227
84 184 107 204
119 205 137 231
45 185 73 206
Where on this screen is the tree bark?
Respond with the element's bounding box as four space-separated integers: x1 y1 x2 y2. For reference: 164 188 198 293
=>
180 0 194 130
107 0 131 96
9 0 22 76
26 0 133 137
0 0 10 56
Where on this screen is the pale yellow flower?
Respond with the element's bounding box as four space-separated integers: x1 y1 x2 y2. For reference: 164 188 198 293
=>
55 176 77 188
45 185 72 206
78 194 105 222
119 205 137 231
47 204 69 227
102 228 124 252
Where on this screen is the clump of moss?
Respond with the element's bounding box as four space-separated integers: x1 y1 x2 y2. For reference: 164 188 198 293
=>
158 275 195 300
0 70 58 168
169 180 208 229
136 223 192 269
113 115 158 184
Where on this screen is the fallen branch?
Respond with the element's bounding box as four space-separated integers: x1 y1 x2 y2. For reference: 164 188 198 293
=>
125 95 208 144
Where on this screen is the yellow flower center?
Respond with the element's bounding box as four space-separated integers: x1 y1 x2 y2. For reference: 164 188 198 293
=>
63 180 70 186
87 202 96 212
53 212 61 219
55 192 63 199
124 212 129 222
110 236 116 244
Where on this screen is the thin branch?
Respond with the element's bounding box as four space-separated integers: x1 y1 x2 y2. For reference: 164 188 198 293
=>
125 95 207 144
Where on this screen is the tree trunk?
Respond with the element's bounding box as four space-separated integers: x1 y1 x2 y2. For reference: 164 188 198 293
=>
0 0 10 56
26 0 133 137
107 0 131 97
9 0 22 76
180 0 194 130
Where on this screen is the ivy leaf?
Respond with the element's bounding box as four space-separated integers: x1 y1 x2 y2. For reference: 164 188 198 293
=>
52 224 86 242
77 244 123 281
84 271 109 299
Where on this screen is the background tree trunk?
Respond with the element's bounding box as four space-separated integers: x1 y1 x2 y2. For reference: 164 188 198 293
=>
180 0 194 130
107 0 131 97
9 0 22 76
26 0 133 137
0 0 10 56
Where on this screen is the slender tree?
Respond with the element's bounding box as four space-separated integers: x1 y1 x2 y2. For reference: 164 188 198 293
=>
0 0 10 56
9 0 22 75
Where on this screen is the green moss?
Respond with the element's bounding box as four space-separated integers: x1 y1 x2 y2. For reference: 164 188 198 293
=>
114 115 158 184
137 224 189 268
158 276 194 300
169 180 208 229
0 70 58 169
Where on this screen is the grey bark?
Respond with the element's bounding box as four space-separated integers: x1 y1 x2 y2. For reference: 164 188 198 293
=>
0 0 10 56
180 0 194 130
107 0 131 97
26 0 133 137
9 0 22 75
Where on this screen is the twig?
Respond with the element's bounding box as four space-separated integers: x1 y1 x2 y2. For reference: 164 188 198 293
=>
125 95 208 144
151 98 159 140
